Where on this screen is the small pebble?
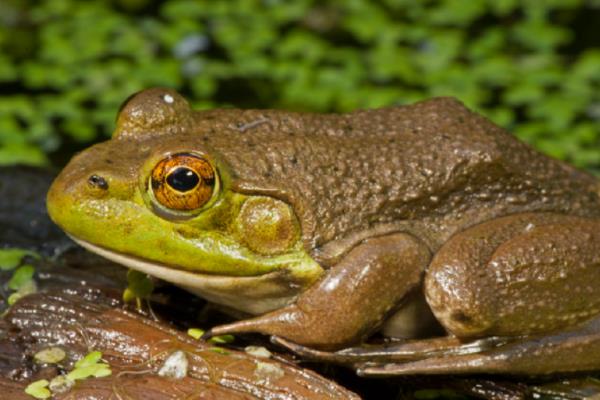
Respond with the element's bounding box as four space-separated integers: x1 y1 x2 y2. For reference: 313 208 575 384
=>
254 361 284 381
244 346 272 359
158 350 188 379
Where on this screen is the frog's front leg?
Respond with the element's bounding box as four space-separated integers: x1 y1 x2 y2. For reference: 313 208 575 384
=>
205 233 431 349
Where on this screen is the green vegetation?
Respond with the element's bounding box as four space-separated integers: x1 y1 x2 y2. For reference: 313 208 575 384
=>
7 264 35 291
66 351 112 380
0 248 39 306
24 379 51 399
122 269 154 307
1 0 599 171
187 327 235 344
24 351 111 399
0 248 39 270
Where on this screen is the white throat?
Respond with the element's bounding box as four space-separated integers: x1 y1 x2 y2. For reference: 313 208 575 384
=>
69 235 297 315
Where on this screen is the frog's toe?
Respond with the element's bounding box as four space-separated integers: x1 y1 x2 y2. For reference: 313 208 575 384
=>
204 316 276 338
270 336 310 353
270 336 351 362
357 353 500 376
273 335 506 366
205 304 325 346
273 335 514 375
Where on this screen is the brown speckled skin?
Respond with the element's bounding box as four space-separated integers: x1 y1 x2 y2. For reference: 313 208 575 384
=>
52 88 600 375
426 213 600 337
190 99 600 265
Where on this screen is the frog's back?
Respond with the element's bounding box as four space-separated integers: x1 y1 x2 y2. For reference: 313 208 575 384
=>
194 98 600 259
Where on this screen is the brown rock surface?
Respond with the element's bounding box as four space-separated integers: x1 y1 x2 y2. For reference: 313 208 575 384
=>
1 287 358 399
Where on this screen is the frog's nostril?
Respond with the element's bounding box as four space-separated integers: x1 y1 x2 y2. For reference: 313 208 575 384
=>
88 174 109 190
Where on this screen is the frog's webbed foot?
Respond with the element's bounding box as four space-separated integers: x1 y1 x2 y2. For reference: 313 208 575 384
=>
273 314 600 376
271 335 511 367
283 317 600 376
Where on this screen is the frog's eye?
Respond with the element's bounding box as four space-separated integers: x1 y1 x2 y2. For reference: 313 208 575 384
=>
150 153 216 211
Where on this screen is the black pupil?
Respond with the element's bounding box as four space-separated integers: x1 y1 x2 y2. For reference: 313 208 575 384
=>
166 167 200 192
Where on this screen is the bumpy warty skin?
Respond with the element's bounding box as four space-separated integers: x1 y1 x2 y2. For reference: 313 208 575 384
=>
187 98 600 265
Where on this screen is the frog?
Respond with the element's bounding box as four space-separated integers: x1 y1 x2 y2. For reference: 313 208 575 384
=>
46 88 600 376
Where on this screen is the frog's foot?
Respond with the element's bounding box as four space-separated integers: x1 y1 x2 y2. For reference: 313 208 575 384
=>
381 317 600 376
270 335 511 365
273 314 600 376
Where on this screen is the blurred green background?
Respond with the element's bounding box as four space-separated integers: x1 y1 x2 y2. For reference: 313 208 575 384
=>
1 0 599 172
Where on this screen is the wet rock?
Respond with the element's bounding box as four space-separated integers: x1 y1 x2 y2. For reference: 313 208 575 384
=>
1 288 358 399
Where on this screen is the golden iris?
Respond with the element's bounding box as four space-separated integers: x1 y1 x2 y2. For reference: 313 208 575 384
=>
151 153 216 211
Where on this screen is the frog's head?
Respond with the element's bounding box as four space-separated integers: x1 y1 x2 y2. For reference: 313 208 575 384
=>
47 88 323 314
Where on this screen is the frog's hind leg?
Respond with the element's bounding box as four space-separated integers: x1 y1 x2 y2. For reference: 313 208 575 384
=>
425 212 600 342
277 213 600 376
393 212 600 376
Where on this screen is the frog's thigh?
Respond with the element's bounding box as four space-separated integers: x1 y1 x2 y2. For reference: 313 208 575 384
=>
425 213 600 338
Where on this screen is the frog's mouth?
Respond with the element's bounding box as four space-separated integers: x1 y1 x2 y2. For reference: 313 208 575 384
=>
68 235 298 315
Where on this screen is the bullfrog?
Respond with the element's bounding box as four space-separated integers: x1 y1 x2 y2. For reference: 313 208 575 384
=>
47 88 600 376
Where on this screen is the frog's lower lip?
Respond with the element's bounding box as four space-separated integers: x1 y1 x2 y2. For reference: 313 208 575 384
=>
67 234 296 314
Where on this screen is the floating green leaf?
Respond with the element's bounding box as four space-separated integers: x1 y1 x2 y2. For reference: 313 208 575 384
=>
74 350 102 368
7 279 37 305
67 363 112 380
0 248 38 271
187 327 234 344
187 328 204 340
8 265 35 291
209 334 234 344
67 351 112 381
24 379 51 399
